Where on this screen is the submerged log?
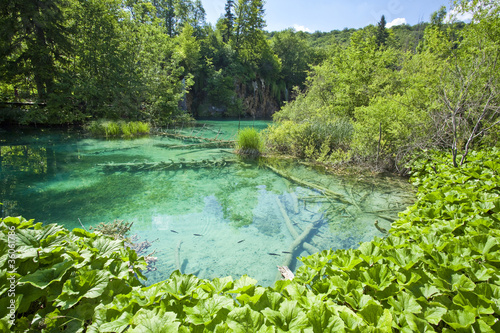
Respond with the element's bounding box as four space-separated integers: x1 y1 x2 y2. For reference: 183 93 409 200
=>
175 240 183 273
277 266 295 280
97 158 237 172
154 141 235 150
265 164 352 205
275 196 321 255
157 131 233 143
276 219 321 281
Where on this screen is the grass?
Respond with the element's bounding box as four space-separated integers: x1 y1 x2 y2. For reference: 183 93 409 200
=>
86 120 150 138
236 127 263 156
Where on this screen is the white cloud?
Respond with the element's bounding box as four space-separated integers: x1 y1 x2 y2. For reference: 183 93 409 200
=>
386 17 407 28
446 8 474 23
293 24 312 33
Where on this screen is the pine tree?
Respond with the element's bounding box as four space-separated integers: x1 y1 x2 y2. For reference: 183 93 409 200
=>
376 15 389 47
223 0 234 43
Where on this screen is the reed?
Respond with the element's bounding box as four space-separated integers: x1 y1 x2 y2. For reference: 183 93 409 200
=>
236 127 263 156
86 120 150 137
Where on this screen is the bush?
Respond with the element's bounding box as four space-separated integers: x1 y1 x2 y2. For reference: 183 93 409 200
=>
264 118 353 160
236 127 263 155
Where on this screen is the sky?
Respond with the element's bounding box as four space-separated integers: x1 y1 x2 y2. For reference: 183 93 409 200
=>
200 0 473 32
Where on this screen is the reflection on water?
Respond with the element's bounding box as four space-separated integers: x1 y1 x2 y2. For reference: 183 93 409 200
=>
0 121 415 286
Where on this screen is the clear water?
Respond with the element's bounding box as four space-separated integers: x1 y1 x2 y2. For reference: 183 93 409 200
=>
0 120 414 286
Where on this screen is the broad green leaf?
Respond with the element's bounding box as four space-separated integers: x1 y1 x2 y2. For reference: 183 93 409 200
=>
360 264 394 291
228 275 257 294
329 249 364 271
97 311 133 333
254 290 283 311
283 282 307 299
202 276 234 295
55 269 110 309
262 300 308 331
453 291 494 316
388 291 422 314
466 262 496 282
19 260 74 289
164 271 201 300
451 274 475 292
235 286 266 306
358 242 384 264
306 300 346 333
419 283 441 300
403 313 432 332
424 304 447 325
442 309 476 329
469 235 499 256
89 237 124 257
227 305 264 332
386 248 422 270
337 307 363 331
358 300 384 326
184 294 234 326
130 308 179 333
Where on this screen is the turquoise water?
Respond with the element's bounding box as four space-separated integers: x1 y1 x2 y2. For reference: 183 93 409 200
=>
0 120 414 286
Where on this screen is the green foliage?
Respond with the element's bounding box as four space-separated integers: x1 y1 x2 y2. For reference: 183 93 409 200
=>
0 217 145 331
2 149 500 331
236 127 263 155
267 2 500 170
265 118 353 161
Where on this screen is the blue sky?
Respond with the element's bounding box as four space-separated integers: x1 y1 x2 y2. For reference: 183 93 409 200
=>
201 0 461 32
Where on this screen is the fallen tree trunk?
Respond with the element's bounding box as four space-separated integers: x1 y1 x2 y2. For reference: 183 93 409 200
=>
275 197 320 254
276 218 321 281
157 132 233 143
97 158 237 172
175 240 182 273
277 266 295 280
265 164 352 205
154 141 235 150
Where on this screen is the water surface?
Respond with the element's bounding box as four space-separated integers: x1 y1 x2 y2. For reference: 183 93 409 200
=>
0 121 414 286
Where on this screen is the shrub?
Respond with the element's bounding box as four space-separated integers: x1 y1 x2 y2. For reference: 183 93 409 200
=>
236 127 263 156
264 118 353 160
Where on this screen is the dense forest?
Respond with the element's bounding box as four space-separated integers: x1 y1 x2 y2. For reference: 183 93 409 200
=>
0 0 441 122
2 0 499 171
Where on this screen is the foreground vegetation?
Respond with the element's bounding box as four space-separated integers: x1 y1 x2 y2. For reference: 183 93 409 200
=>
1 148 499 331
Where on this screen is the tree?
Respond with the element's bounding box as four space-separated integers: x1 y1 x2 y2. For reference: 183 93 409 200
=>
0 0 72 101
223 0 234 43
271 29 313 97
376 15 389 47
430 5 447 26
152 0 206 37
438 2 500 166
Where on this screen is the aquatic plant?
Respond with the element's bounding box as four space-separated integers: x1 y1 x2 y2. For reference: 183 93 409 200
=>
86 120 150 137
236 127 263 155
103 121 121 137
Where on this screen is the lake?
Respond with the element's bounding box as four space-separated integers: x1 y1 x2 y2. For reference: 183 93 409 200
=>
0 120 414 286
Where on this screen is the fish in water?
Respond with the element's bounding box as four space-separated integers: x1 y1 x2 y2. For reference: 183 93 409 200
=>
282 251 292 254
170 230 178 233
237 239 245 243
193 233 203 236
268 253 280 256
